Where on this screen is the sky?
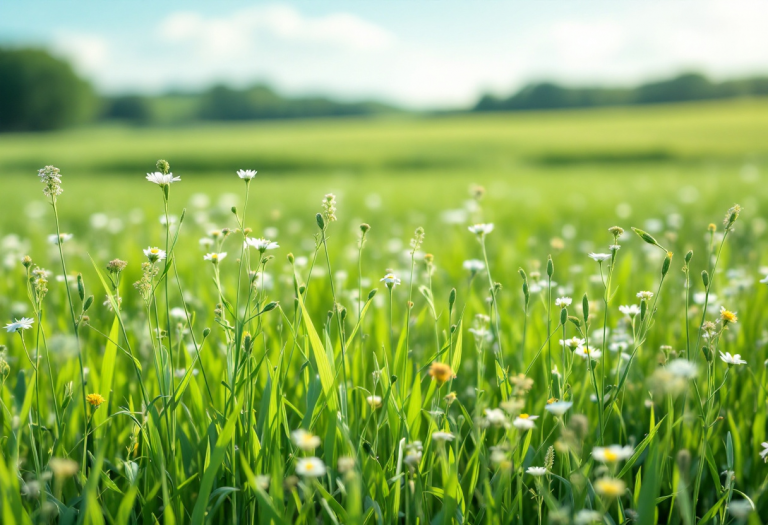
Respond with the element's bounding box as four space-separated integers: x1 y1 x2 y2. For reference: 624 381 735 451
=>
1 0 767 108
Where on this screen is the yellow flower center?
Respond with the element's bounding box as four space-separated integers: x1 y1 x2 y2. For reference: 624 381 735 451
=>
520 413 529 419
604 450 618 462
151 249 159 254
305 462 314 471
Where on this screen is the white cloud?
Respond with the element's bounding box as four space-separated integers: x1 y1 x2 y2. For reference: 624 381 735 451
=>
159 5 395 55
42 1 768 108
52 33 110 75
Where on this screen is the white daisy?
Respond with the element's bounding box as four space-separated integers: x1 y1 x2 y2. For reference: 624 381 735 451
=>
380 273 401 288
295 457 326 477
619 304 641 317
146 172 181 185
592 445 634 463
526 466 548 476
575 510 604 525
5 317 34 333
203 252 227 263
245 237 279 252
560 336 585 350
468 223 494 236
760 442 768 461
170 307 187 319
484 408 509 428
143 247 167 263
719 352 747 366
366 395 382 408
636 291 654 300
555 296 572 307
237 169 257 180
291 429 321 451
544 401 573 417
588 253 611 262
574 346 602 360
667 359 698 379
462 259 485 273
512 413 539 430
431 431 455 442
48 233 73 245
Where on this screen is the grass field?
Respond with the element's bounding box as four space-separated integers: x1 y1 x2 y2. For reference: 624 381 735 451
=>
1 99 767 524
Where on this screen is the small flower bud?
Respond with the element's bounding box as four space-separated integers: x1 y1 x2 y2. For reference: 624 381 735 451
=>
702 270 709 288
367 289 377 300
723 204 741 229
77 274 85 301
560 307 567 325
231 206 237 215
22 256 33 268
661 252 672 276
449 288 456 310
546 256 554 278
287 253 295 264
316 213 325 230
202 327 211 337
685 250 693 264
582 294 589 322
156 159 170 174
107 259 127 274
360 223 370 233
631 227 665 251
83 295 94 312
262 301 278 313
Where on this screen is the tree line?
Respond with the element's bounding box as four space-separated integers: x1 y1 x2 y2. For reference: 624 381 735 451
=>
2 47 768 132
474 73 768 112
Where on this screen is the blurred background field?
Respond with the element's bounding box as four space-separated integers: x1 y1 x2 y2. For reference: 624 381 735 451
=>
2 2 768 523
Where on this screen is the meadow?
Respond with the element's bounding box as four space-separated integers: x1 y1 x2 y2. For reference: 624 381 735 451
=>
1 99 768 525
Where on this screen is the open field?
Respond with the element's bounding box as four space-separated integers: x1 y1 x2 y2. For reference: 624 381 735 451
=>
1 100 768 524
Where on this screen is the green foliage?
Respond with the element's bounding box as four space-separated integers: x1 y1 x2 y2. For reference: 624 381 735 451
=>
475 72 768 112
0 105 767 524
0 48 98 132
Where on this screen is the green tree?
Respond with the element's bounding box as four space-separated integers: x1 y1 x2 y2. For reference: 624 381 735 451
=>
0 48 98 132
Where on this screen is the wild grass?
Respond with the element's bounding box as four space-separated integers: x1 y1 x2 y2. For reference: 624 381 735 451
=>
1 103 768 524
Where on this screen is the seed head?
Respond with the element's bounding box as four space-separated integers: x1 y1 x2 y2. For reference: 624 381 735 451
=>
723 204 741 230
156 159 170 174
107 259 128 274
322 194 337 222
410 226 425 254
38 165 63 198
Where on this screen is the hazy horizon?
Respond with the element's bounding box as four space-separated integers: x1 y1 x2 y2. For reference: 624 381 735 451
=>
2 0 767 109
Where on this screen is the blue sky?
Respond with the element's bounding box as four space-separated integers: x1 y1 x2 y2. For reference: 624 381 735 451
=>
2 1 766 108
